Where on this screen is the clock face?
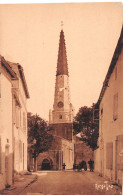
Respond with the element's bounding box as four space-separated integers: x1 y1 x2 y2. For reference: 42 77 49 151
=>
57 101 64 108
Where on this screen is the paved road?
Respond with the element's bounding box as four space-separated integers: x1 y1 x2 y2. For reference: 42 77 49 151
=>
21 170 122 195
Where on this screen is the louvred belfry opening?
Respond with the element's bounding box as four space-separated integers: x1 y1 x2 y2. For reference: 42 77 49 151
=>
56 30 69 76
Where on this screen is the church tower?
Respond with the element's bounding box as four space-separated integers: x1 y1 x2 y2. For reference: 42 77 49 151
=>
37 29 74 171
49 30 74 125
48 29 74 170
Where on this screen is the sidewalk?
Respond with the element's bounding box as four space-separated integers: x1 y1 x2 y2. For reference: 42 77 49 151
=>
0 172 37 195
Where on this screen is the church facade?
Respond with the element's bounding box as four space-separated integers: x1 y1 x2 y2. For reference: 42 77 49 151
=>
37 30 74 170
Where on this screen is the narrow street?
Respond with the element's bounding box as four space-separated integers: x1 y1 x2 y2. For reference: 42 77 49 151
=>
20 170 121 195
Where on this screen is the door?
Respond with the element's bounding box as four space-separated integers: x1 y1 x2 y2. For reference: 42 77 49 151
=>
42 159 51 170
5 145 9 186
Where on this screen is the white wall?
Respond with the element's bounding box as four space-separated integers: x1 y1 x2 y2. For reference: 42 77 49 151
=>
99 48 123 184
0 72 13 189
13 74 28 173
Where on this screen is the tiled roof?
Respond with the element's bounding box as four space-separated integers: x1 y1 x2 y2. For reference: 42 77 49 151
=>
0 55 18 79
1 56 30 99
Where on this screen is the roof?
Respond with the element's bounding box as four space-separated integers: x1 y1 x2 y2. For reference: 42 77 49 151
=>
17 64 30 98
56 30 69 76
97 26 123 106
9 62 30 99
0 55 18 80
4 59 30 99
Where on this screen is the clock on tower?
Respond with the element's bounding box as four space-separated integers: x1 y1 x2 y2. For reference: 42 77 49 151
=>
57 101 64 108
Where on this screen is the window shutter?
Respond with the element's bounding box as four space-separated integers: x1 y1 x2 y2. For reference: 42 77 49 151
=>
113 93 118 120
106 142 113 169
0 137 1 173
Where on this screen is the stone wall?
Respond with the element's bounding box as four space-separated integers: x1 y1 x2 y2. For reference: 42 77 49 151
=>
74 139 94 169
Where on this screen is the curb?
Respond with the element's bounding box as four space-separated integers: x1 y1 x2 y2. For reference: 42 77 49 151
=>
0 174 38 195
25 174 38 188
18 174 38 194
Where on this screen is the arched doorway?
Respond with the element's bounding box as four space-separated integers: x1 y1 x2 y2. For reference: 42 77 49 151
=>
42 159 52 170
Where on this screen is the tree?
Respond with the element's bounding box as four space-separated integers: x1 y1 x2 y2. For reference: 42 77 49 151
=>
73 105 99 150
27 113 53 171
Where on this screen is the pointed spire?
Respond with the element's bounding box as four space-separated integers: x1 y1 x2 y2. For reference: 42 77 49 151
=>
56 30 69 76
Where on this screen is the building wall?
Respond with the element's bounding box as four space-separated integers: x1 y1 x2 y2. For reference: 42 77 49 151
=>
94 148 100 173
75 143 93 165
37 134 74 170
62 138 74 169
50 123 73 141
98 49 123 185
37 151 61 170
12 74 28 173
0 60 29 190
51 123 74 170
74 139 94 169
0 72 13 190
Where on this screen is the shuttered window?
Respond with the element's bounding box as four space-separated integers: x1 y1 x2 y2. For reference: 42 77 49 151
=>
113 93 118 121
19 140 22 162
23 112 26 132
0 137 1 173
106 142 113 169
0 72 1 98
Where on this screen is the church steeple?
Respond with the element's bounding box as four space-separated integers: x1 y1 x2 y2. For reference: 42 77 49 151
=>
49 29 74 124
56 30 69 76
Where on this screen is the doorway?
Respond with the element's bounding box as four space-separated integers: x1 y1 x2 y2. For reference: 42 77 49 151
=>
42 159 51 170
5 145 9 186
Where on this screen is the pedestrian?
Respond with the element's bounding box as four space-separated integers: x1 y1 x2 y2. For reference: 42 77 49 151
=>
73 163 76 171
62 163 66 170
78 163 82 171
88 159 94 172
75 163 78 171
81 160 87 171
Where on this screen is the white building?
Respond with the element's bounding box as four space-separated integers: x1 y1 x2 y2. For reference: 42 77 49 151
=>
10 62 29 174
0 56 29 190
94 26 123 186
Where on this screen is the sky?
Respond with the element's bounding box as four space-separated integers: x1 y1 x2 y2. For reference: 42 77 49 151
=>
0 2 122 121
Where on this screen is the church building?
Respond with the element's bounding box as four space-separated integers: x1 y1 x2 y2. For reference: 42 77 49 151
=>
37 29 74 170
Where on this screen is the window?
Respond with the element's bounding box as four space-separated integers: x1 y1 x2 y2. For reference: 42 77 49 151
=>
16 105 19 128
101 108 103 115
67 129 69 139
59 114 62 119
0 137 1 173
23 143 24 170
56 152 59 163
69 149 70 162
23 112 26 132
0 72 1 98
19 140 22 162
113 93 118 121
64 127 67 138
20 108 22 127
